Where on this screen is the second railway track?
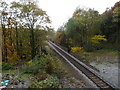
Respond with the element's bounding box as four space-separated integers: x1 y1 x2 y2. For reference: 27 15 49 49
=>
48 41 117 89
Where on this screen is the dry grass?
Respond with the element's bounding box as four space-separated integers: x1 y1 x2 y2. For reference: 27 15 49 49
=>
86 49 118 64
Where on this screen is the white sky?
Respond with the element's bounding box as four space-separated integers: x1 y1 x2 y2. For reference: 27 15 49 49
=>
3 0 119 30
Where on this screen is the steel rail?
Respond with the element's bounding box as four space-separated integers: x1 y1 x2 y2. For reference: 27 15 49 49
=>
48 41 117 89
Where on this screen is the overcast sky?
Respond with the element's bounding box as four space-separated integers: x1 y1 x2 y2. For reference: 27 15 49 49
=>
4 0 119 30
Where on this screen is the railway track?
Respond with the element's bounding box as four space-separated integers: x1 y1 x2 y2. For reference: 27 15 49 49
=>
48 41 117 89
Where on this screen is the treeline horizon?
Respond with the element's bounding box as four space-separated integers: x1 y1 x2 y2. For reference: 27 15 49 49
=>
55 1 120 52
0 0 120 63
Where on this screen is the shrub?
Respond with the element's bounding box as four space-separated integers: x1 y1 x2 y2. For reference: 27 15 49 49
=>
23 64 41 74
84 43 95 52
36 55 56 74
23 54 65 88
83 35 107 52
71 47 84 53
29 76 59 88
40 76 59 88
84 42 105 52
91 35 107 44
2 63 14 70
53 60 66 79
22 54 56 75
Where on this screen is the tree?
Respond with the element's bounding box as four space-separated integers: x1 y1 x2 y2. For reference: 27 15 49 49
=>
1 0 51 62
11 1 51 59
0 1 19 62
65 8 101 47
100 1 120 48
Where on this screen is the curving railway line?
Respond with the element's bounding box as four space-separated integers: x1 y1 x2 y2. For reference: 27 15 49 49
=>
48 41 118 89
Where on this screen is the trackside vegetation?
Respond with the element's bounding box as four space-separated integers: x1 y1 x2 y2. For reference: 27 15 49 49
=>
55 1 119 53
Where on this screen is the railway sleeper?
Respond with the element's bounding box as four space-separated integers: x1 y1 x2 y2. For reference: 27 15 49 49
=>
92 78 101 81
94 80 104 85
98 83 108 87
97 82 107 87
89 74 95 77
101 86 110 88
95 80 104 84
48 41 116 89
90 76 98 79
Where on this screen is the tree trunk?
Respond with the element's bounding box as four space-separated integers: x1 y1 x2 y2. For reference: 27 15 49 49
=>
30 28 35 59
15 22 19 55
2 25 7 62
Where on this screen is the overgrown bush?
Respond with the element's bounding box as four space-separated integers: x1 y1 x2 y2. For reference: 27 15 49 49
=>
23 64 41 74
23 55 64 77
22 54 66 88
53 58 66 79
2 63 15 70
29 76 59 88
22 54 61 75
86 35 107 51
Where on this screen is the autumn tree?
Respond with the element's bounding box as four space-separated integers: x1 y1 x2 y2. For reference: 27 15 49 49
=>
0 1 19 62
100 1 120 50
11 1 51 59
0 1 8 61
65 8 101 47
1 0 51 62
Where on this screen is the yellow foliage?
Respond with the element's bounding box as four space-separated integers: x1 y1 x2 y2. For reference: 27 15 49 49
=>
28 60 32 66
7 52 19 62
55 32 63 44
91 35 107 44
71 46 83 53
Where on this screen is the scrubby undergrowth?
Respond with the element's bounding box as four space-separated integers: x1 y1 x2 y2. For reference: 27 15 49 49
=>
2 53 66 88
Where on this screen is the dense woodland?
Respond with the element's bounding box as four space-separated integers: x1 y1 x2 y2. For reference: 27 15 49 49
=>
0 0 119 88
0 0 64 88
1 0 119 63
55 1 120 53
1 0 53 62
